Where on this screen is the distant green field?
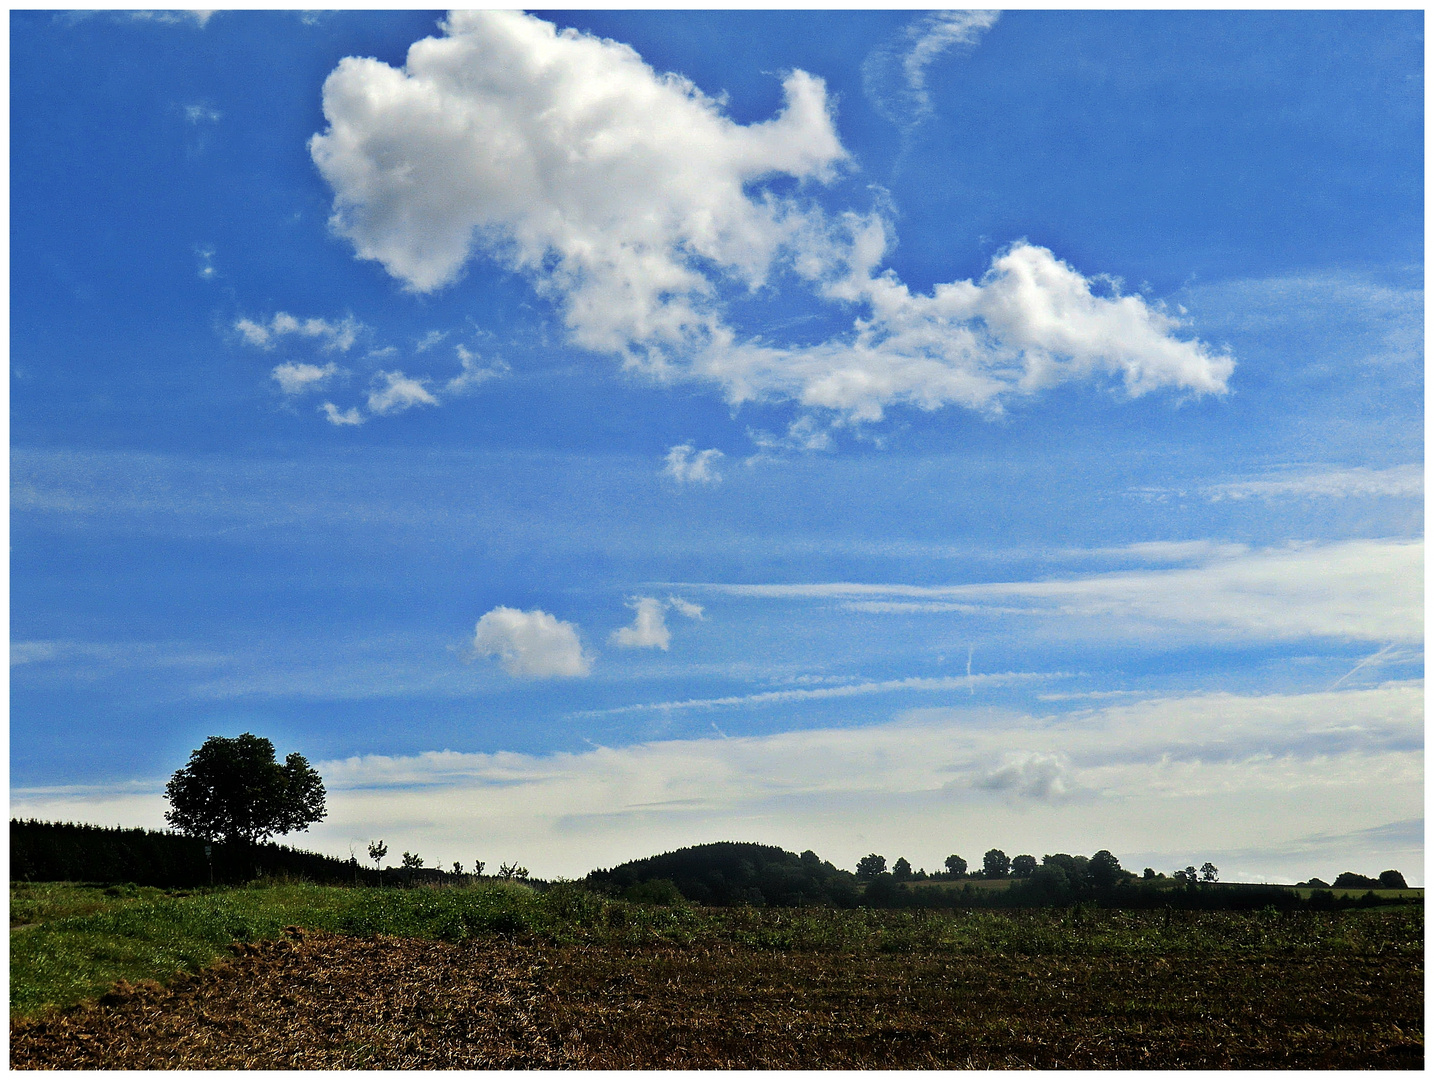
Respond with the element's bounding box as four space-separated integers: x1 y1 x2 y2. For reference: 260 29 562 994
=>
1288 887 1424 901
902 877 1424 901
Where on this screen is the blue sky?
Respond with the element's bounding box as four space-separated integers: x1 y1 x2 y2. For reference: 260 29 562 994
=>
11 9 1423 883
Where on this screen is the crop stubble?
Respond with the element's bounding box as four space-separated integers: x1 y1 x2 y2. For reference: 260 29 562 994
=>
10 925 1421 1069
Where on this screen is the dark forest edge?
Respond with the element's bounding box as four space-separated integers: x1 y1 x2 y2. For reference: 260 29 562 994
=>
11 821 1419 913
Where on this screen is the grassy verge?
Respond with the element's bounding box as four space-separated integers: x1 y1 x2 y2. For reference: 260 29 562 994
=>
11 880 1424 1022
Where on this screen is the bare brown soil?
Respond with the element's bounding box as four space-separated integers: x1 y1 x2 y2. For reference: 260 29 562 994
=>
11 927 1422 1069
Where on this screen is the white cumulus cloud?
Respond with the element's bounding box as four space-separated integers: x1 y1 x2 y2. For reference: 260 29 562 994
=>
272 361 339 395
311 11 1231 428
310 9 844 319
609 596 671 650
472 606 592 678
664 443 724 485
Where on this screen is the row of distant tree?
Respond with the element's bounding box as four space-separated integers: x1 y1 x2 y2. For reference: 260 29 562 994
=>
855 849 1217 887
1299 870 1408 890
590 842 1417 911
361 840 529 882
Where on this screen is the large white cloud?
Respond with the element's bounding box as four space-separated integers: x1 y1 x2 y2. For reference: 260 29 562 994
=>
310 10 844 326
311 11 1232 424
19 683 1415 882
472 605 592 678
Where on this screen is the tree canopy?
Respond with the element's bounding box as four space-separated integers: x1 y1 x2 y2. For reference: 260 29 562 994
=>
983 848 1011 878
164 733 326 846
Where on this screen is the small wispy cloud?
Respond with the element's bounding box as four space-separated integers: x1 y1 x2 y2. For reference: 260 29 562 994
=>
609 595 708 650
664 444 724 485
444 345 508 394
367 371 438 415
414 330 449 353
235 312 361 353
195 246 216 281
127 10 216 28
609 597 671 650
863 11 1000 129
320 402 364 427
666 596 705 621
184 103 221 124
272 361 339 396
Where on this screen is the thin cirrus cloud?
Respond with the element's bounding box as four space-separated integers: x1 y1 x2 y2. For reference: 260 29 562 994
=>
570 671 1056 719
862 10 1000 129
1199 464 1423 501
686 538 1424 645
471 606 592 678
309 10 1232 427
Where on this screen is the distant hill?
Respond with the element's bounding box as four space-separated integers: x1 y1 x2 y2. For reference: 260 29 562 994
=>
586 842 859 907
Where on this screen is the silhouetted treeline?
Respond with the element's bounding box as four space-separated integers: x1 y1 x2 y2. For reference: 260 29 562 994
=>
866 877 1406 912
586 841 1418 912
587 842 860 907
9 819 378 887
10 819 543 890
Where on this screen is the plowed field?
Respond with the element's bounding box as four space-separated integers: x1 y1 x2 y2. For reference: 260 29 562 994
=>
11 926 1422 1069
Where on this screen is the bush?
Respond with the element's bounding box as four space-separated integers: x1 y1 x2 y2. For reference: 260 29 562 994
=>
620 878 686 906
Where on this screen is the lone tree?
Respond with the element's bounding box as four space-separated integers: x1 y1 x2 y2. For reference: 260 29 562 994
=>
1200 861 1220 883
165 733 326 846
1011 854 1038 878
368 840 388 871
944 854 967 878
983 848 1011 879
892 857 913 881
